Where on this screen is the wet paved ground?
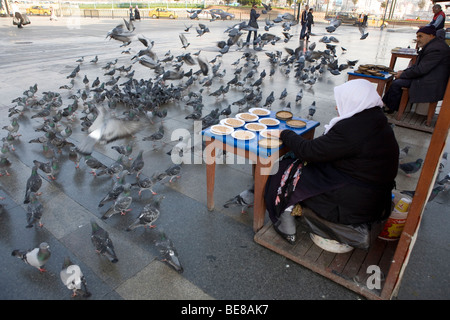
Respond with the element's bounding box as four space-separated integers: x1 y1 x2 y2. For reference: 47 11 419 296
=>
0 15 449 302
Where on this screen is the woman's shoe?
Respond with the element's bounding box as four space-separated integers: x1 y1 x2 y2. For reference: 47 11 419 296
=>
273 224 296 245
273 208 297 245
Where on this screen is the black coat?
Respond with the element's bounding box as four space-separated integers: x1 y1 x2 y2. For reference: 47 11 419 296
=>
400 37 450 103
265 108 399 225
248 8 260 28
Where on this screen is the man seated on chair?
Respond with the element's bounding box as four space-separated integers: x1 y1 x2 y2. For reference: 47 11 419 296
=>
382 25 450 114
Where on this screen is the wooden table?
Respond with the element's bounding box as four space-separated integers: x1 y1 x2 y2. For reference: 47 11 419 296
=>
389 51 418 70
202 112 319 233
347 71 394 96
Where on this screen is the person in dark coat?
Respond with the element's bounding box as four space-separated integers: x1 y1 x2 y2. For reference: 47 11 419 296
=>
305 8 314 41
299 4 309 40
265 79 399 244
382 25 450 113
134 5 141 21
246 5 260 46
129 5 134 21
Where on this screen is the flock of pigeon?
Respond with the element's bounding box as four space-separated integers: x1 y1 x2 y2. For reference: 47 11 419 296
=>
1 7 449 299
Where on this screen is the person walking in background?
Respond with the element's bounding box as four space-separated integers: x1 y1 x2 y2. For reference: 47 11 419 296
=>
305 8 314 41
246 4 260 47
50 6 57 21
427 4 446 40
134 5 141 21
299 4 309 41
129 5 134 21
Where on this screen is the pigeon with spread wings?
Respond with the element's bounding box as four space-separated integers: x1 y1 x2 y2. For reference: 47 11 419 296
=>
76 106 142 155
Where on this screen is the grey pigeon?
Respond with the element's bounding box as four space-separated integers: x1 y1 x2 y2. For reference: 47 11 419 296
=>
156 164 182 183
98 170 129 207
24 164 42 204
76 106 142 155
155 231 183 273
224 187 254 214
131 174 159 197
401 185 445 202
307 101 316 119
84 155 108 176
128 150 144 177
90 219 119 263
439 152 447 173
33 157 60 180
126 196 164 231
111 141 134 161
26 192 44 228
399 158 423 177
60 257 91 298
102 183 132 219
399 145 411 162
12 242 51 272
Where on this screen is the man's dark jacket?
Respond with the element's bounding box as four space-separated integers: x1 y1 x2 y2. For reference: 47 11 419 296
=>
278 108 399 225
400 37 450 103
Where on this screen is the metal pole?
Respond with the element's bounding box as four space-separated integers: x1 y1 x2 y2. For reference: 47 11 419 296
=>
381 0 390 28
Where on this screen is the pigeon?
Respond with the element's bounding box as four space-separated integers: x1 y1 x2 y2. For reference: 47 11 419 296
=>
399 158 423 177
76 106 142 155
84 155 108 176
126 196 164 231
143 126 165 149
24 164 42 204
128 150 144 177
33 157 60 180
156 164 182 183
437 172 450 188
155 231 183 273
131 174 159 197
111 141 134 161
12 242 51 272
2 117 20 138
102 183 133 219
26 192 44 228
295 89 303 103
399 145 411 162
307 101 316 119
179 33 190 49
401 185 445 202
90 219 119 263
439 152 447 173
223 187 254 214
98 170 129 207
60 257 91 298
96 156 125 178
90 55 98 63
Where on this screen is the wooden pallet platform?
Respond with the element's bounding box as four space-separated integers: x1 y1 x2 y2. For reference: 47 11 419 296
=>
254 223 398 300
387 110 437 133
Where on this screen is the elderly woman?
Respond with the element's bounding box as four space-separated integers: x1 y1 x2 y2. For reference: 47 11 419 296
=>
265 79 399 244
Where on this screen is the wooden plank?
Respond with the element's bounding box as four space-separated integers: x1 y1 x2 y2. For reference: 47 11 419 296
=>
354 239 388 284
381 78 450 299
341 249 369 279
254 223 384 300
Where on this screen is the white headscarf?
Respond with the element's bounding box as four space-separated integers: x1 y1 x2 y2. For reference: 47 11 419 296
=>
324 79 384 134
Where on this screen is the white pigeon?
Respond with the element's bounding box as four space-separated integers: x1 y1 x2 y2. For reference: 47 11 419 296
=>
12 242 51 272
76 106 142 155
223 187 255 214
60 257 91 298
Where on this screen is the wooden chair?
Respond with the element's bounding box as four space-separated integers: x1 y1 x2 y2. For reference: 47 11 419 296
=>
395 87 438 126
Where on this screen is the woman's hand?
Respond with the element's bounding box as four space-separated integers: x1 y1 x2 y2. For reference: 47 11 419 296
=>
266 129 282 138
